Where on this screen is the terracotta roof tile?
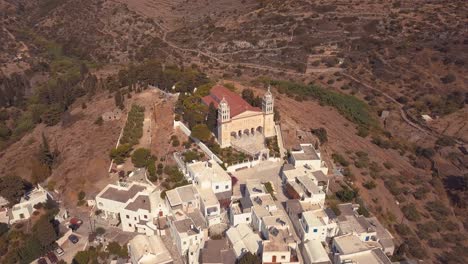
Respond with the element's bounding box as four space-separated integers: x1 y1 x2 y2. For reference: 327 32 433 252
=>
202 85 261 118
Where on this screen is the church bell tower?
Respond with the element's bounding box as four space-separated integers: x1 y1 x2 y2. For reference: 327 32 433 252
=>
262 86 275 138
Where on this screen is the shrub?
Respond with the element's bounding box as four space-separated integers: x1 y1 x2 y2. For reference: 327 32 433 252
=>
311 127 328 144
383 162 393 169
394 224 412 237
191 124 211 142
425 201 450 221
131 148 151 168
363 180 377 189
78 191 86 201
356 126 369 137
440 73 456 84
94 116 103 126
428 238 445 248
435 136 456 147
107 242 128 257
336 186 358 202
110 144 132 164
95 227 106 235
183 150 199 162
402 203 421 222
406 237 427 259
332 153 349 166
413 186 429 200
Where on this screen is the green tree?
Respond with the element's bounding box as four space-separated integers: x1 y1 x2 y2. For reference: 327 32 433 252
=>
110 144 132 164
114 90 124 110
206 103 217 132
0 123 11 139
238 252 261 264
38 133 59 169
107 242 128 258
18 237 42 264
42 104 63 126
0 175 27 204
131 148 151 168
402 204 421 222
191 124 211 142
311 127 328 145
30 159 51 184
73 250 90 264
33 215 57 248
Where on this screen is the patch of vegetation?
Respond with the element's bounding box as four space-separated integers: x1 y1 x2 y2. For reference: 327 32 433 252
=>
336 185 358 202
191 124 212 142
425 201 451 221
265 136 280 157
266 79 378 130
402 203 421 222
119 104 145 146
110 144 132 164
363 180 377 189
263 182 276 200
332 153 349 167
131 148 151 168
311 127 328 145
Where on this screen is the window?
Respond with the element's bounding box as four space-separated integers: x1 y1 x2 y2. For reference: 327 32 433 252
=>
246 217 250 221
225 185 229 189
215 185 219 190
126 215 130 219
98 202 103 206
128 224 132 227
365 236 369 241
313 228 318 233
144 215 148 219
183 241 187 245
281 256 286 260
134 217 137 221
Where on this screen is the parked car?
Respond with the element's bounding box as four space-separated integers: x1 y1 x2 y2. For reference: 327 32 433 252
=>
47 252 58 263
55 246 64 257
68 234 79 244
38 258 48 264
69 217 83 231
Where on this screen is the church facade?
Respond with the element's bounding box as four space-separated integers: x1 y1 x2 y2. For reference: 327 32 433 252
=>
202 85 275 148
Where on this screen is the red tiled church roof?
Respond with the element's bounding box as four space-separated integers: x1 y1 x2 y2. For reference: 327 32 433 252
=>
202 85 261 118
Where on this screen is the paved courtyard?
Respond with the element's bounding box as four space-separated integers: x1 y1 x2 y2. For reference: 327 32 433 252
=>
231 160 286 201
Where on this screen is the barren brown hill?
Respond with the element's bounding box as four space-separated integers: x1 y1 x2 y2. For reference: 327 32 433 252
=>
0 0 467 263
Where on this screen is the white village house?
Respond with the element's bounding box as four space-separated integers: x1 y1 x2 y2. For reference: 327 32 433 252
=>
10 185 51 224
95 182 167 235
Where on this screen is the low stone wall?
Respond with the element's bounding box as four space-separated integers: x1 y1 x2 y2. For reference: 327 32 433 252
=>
226 157 281 172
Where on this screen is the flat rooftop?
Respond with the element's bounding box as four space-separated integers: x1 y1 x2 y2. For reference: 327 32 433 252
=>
338 248 392 264
173 218 199 236
296 175 322 195
291 144 319 161
99 184 146 203
197 186 219 207
334 234 373 255
338 215 375 235
251 194 276 208
165 185 198 207
245 179 267 196
187 160 231 183
124 195 151 212
302 210 326 227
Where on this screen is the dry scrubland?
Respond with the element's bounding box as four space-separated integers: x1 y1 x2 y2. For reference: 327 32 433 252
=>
0 0 467 263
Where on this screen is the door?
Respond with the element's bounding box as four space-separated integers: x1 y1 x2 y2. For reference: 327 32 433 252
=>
272 255 277 262
159 211 163 217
